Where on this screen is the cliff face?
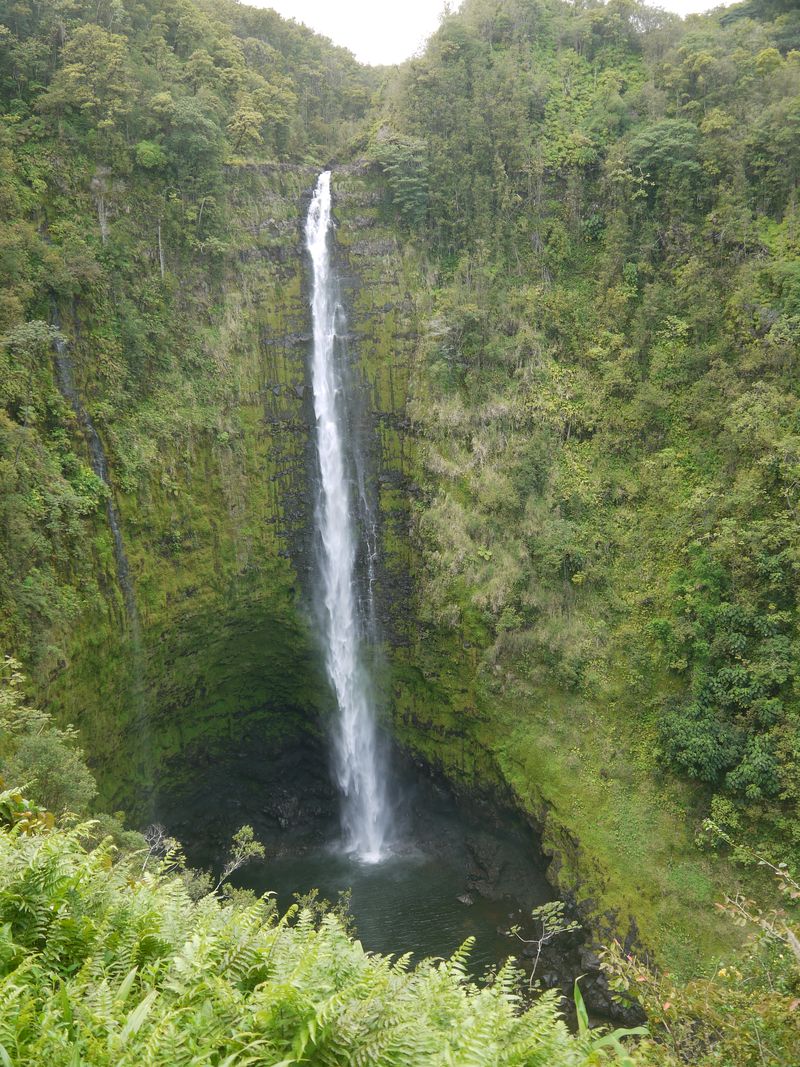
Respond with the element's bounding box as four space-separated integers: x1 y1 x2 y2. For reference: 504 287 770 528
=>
5 138 741 978
31 155 538 897
0 0 379 816
33 163 419 825
40 165 319 812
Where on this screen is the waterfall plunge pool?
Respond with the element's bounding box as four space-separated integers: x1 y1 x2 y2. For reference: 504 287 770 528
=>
237 844 525 972
157 746 558 978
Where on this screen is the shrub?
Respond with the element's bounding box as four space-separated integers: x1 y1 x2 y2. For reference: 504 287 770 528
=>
0 793 639 1066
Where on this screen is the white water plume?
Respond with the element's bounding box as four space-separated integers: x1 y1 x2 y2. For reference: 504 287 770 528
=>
306 170 390 863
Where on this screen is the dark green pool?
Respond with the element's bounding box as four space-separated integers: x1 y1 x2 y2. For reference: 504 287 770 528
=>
158 746 553 975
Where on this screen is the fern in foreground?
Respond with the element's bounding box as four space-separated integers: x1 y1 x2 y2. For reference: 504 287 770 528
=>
0 790 638 1066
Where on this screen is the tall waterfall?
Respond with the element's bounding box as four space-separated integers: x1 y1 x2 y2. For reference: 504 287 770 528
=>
306 170 391 863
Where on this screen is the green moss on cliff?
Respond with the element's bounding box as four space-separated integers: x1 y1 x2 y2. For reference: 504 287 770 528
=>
330 161 739 973
0 0 354 810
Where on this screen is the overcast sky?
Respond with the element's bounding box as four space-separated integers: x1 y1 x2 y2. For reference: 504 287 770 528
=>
256 0 731 66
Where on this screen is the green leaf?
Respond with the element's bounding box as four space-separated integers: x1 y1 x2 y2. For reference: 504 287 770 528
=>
115 965 138 1004
573 977 589 1037
120 989 158 1042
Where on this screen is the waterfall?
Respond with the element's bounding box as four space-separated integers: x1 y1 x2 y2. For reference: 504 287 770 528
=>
306 170 391 863
51 325 140 639
52 316 152 810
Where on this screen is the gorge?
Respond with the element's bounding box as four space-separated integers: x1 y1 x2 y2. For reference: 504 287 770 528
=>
1 0 799 1062
149 163 561 981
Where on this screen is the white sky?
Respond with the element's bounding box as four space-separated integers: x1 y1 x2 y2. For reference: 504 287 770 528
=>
254 0 731 66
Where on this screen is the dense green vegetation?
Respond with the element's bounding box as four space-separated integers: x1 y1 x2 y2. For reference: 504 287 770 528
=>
0 0 373 672
0 668 635 1067
1 656 97 817
2 0 800 1059
0 791 643 1065
396 0 800 835
1 667 798 1064
366 0 800 968
0 0 356 812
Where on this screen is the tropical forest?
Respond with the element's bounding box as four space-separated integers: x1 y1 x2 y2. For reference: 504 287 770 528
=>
0 0 799 1062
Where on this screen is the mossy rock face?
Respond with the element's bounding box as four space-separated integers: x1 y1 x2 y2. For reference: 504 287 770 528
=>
37 165 327 815
36 162 418 821
21 156 738 976
331 165 742 976
329 166 418 651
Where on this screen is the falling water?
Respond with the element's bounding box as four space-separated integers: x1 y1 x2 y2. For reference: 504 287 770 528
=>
306 170 390 863
51 316 153 810
52 330 140 638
